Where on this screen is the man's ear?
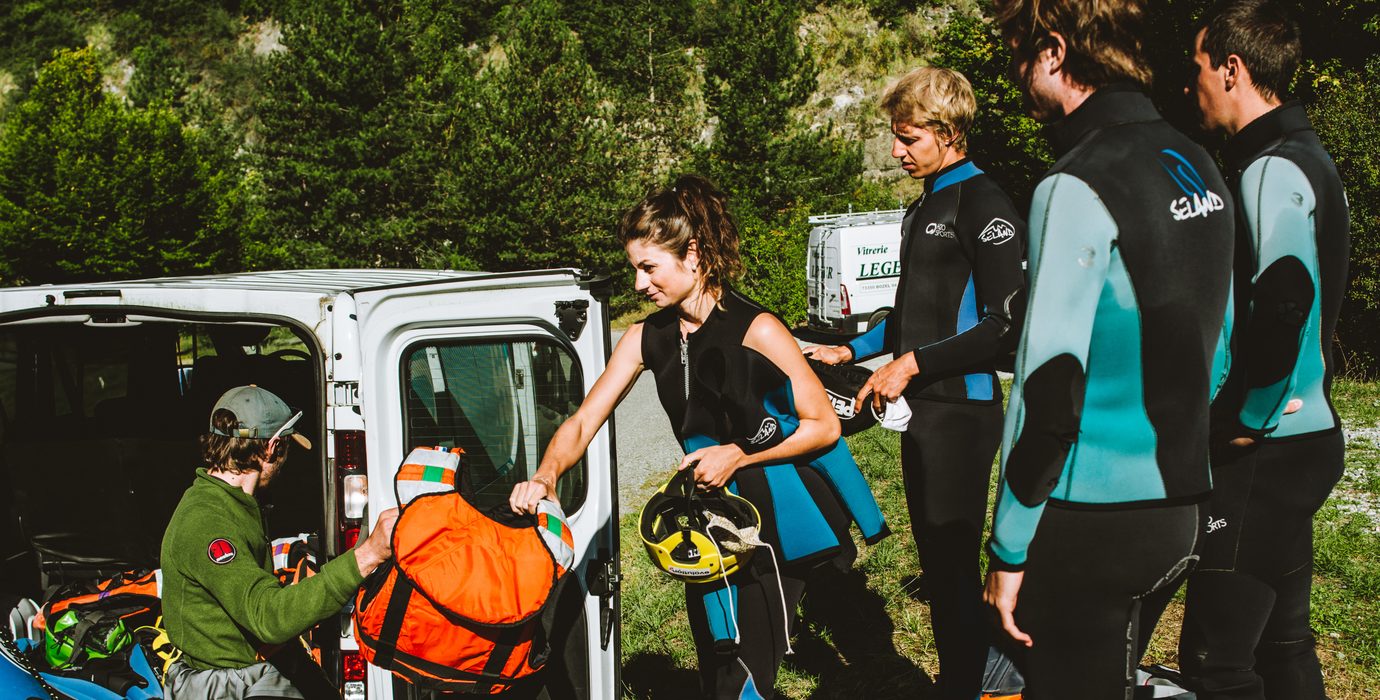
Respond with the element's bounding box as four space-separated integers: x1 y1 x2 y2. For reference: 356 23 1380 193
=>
1223 53 1244 91
1043 31 1069 75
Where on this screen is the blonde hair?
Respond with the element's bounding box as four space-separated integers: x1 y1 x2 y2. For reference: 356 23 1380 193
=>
618 175 744 299
995 0 1153 90
881 67 977 151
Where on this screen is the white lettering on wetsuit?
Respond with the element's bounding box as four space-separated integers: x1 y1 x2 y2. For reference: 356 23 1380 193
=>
1170 190 1226 221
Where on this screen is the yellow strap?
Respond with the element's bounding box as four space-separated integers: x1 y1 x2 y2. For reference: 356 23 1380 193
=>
134 615 181 676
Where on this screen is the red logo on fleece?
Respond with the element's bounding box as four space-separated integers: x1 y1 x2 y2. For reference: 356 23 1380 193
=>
208 538 237 565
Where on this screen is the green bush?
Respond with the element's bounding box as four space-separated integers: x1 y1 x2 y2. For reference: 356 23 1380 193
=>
1309 58 1380 377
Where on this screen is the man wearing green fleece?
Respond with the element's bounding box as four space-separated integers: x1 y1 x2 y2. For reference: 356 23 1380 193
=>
161 385 398 699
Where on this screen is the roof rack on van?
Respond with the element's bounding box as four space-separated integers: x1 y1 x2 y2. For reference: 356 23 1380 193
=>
807 208 906 227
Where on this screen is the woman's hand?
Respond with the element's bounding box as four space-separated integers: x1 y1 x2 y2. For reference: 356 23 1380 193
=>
680 444 747 489
802 344 853 365
509 473 557 514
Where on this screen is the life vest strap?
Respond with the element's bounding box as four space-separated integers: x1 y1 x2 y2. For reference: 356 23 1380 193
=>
371 575 414 671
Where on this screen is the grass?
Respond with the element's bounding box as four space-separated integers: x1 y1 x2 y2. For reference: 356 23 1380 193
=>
618 378 1380 698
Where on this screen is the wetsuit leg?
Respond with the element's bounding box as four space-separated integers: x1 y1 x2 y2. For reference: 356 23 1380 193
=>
900 398 1002 699
686 558 809 700
1180 432 1343 700
1016 503 1201 700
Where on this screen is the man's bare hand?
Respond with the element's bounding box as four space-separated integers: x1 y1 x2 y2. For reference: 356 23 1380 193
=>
984 570 1033 647
802 345 852 365
1228 398 1304 447
354 507 400 577
855 353 919 413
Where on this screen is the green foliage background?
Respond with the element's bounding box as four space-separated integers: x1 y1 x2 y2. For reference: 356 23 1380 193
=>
0 0 1376 372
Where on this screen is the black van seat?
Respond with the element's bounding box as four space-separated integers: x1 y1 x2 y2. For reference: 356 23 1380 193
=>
5 437 198 582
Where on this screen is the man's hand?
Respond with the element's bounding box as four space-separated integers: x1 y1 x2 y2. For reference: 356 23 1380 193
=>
984 570 1033 647
681 444 746 489
1228 398 1304 447
855 353 919 413
509 472 558 514
802 344 853 365
354 507 400 577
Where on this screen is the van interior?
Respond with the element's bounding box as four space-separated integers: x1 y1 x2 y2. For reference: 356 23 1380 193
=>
0 318 322 598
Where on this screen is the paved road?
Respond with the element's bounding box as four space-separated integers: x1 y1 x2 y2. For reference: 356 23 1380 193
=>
610 328 888 513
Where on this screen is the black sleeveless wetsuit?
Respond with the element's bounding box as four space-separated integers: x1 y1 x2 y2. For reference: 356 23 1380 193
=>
641 289 887 700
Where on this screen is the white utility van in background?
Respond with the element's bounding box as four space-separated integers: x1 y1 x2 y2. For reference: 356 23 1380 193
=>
806 209 905 334
0 269 620 700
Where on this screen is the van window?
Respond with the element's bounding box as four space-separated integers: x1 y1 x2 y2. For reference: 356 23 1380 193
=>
402 338 587 513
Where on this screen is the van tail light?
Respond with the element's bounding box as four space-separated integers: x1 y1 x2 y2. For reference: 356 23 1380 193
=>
335 430 367 553
840 284 852 316
342 649 367 699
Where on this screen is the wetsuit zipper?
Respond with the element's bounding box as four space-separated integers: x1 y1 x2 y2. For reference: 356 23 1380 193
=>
680 336 690 401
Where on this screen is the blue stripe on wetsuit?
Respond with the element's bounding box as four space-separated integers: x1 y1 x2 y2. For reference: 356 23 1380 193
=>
683 381 888 563
933 160 984 192
1237 156 1332 437
957 274 994 401
847 319 887 361
700 584 740 643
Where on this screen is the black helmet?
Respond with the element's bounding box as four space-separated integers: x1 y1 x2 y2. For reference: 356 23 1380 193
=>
806 357 881 436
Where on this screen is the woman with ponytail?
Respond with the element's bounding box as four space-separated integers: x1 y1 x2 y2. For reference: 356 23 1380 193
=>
510 175 887 699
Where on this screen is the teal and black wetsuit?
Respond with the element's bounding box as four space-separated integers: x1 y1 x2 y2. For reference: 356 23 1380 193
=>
986 85 1234 697
844 157 1026 700
642 289 887 700
1181 101 1351 700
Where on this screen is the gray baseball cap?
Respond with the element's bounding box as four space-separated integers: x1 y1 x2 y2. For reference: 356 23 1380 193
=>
209 385 312 450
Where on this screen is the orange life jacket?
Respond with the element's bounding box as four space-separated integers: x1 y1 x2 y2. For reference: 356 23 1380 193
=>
353 449 574 694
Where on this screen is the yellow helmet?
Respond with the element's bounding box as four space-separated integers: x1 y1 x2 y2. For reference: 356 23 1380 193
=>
639 468 763 583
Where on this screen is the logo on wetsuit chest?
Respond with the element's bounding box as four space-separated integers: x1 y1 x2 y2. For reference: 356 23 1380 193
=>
1206 517 1228 534
923 222 955 239
747 417 779 445
978 218 1016 245
1159 149 1226 221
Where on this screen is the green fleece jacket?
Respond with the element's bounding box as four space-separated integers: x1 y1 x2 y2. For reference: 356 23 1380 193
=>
160 468 364 670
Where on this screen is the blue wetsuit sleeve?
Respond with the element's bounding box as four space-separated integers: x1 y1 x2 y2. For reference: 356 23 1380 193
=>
1211 283 1234 403
912 188 1027 375
1233 156 1318 435
846 319 887 361
987 174 1114 571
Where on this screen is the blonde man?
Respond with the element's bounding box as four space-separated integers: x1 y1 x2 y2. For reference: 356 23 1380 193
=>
806 66 1027 700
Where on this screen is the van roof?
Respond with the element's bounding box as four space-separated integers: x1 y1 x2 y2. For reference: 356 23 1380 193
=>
0 268 590 323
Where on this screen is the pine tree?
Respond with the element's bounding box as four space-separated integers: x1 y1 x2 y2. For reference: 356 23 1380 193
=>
0 47 234 285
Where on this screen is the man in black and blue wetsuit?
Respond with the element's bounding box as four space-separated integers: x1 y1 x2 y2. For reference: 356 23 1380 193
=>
1179 3 1351 697
806 66 1026 699
983 0 1235 696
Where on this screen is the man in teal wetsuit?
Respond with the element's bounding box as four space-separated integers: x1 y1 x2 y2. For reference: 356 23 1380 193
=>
983 0 1235 696
1179 2 1351 697
162 386 398 699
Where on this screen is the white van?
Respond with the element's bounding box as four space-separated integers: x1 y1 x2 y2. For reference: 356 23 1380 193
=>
806 209 905 334
0 269 620 700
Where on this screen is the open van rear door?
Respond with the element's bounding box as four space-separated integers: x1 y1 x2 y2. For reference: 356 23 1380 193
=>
348 270 618 700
